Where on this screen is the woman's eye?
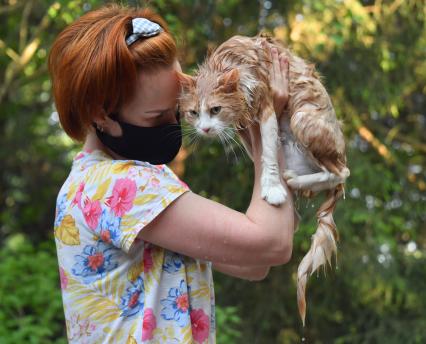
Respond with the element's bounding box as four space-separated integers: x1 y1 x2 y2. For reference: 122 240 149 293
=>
210 106 222 115
189 110 198 117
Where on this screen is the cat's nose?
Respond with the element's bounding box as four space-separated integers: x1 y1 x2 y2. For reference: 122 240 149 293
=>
202 127 211 133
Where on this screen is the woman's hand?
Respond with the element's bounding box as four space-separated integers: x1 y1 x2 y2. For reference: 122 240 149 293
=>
262 40 290 116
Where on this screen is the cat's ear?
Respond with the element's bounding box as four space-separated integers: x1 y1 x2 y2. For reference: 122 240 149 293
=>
177 72 196 91
217 68 240 93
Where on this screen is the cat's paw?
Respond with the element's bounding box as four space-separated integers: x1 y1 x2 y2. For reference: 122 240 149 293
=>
261 183 287 205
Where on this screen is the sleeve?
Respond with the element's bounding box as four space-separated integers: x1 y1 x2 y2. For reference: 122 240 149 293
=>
96 164 190 254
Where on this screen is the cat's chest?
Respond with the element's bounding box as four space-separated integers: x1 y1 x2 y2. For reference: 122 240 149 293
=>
279 116 321 175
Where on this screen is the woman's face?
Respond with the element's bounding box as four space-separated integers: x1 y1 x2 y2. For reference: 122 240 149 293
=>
120 61 181 127
97 61 182 136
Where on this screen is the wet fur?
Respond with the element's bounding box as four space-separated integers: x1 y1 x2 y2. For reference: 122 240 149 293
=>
179 34 350 326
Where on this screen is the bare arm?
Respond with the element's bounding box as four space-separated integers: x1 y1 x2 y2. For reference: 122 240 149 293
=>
212 262 270 281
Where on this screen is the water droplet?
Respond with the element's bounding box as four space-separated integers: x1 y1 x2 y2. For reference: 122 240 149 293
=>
302 337 306 342
336 265 339 270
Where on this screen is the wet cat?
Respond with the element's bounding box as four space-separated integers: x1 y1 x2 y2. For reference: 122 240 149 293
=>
178 34 350 326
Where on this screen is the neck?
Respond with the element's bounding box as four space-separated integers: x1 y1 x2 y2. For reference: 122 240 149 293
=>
83 130 123 160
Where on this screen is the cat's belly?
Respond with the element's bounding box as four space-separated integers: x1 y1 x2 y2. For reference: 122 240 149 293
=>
279 116 321 175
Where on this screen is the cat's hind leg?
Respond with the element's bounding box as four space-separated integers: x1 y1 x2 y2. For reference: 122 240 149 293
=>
284 171 347 193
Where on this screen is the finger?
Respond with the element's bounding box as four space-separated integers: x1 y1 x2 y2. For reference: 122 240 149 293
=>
271 48 280 79
279 55 290 86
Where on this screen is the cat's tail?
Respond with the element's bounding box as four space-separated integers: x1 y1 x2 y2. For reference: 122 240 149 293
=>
296 182 344 326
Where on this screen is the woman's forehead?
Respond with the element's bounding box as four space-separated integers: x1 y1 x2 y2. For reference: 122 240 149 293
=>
136 67 179 110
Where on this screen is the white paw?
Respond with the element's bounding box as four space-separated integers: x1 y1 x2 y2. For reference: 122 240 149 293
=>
261 183 287 205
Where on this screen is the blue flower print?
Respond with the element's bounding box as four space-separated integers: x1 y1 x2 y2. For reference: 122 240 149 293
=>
71 241 118 283
54 193 68 228
160 279 191 327
162 252 183 273
98 209 121 247
120 276 145 318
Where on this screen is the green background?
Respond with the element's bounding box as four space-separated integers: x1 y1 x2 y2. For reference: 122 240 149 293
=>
0 0 425 343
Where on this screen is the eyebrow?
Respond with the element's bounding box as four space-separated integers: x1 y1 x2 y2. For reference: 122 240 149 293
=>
145 108 172 114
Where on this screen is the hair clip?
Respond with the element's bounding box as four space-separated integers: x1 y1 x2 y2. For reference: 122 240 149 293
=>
126 18 163 46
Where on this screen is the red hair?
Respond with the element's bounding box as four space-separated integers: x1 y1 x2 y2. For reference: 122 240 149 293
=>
48 4 177 142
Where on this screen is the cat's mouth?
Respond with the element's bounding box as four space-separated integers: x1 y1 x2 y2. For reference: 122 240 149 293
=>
197 127 218 137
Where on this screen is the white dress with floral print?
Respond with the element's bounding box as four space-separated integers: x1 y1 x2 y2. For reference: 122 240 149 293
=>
53 149 216 343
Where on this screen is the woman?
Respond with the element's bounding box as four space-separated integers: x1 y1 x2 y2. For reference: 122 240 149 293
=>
49 4 294 343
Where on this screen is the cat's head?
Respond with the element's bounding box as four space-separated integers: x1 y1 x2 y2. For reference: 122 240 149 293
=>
178 69 250 138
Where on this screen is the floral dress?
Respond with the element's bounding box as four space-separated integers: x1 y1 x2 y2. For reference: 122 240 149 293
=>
53 149 216 343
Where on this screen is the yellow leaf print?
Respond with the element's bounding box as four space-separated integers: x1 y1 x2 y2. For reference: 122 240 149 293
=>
93 177 112 200
121 215 141 231
167 185 186 194
128 260 143 282
66 277 122 325
55 215 80 245
66 181 78 201
112 162 134 174
181 326 194 343
191 280 210 299
133 194 158 205
126 335 137 344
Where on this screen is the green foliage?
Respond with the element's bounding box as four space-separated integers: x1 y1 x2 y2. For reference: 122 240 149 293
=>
0 0 425 343
215 306 242 344
0 235 66 344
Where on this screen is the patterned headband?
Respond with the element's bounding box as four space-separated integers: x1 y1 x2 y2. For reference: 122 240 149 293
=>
125 18 163 46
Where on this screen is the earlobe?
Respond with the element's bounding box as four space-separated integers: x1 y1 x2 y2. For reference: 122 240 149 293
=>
217 68 240 93
177 72 196 91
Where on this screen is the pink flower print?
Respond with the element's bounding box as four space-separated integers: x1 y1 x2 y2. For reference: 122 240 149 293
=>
74 152 86 160
143 247 154 273
59 267 68 290
190 309 210 343
106 178 137 217
83 197 102 230
142 308 157 341
72 182 85 209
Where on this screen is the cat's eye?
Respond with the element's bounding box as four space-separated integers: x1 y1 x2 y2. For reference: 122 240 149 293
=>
210 106 222 115
189 110 199 117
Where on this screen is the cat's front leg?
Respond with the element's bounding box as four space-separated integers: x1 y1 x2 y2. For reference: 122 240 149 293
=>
260 110 287 205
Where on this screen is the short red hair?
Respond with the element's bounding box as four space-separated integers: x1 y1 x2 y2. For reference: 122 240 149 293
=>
48 4 177 142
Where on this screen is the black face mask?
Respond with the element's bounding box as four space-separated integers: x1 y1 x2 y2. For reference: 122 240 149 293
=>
93 111 182 165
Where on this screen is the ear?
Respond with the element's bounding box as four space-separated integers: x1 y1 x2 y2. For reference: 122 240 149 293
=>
217 68 240 93
177 72 196 91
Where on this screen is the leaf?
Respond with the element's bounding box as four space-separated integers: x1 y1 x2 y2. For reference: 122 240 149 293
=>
66 276 122 324
55 215 80 245
66 181 77 201
128 261 143 282
181 325 193 343
133 194 158 205
166 185 186 194
126 336 137 344
112 162 134 174
93 178 112 200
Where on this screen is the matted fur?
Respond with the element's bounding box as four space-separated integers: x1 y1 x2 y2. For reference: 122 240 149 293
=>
179 34 350 326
